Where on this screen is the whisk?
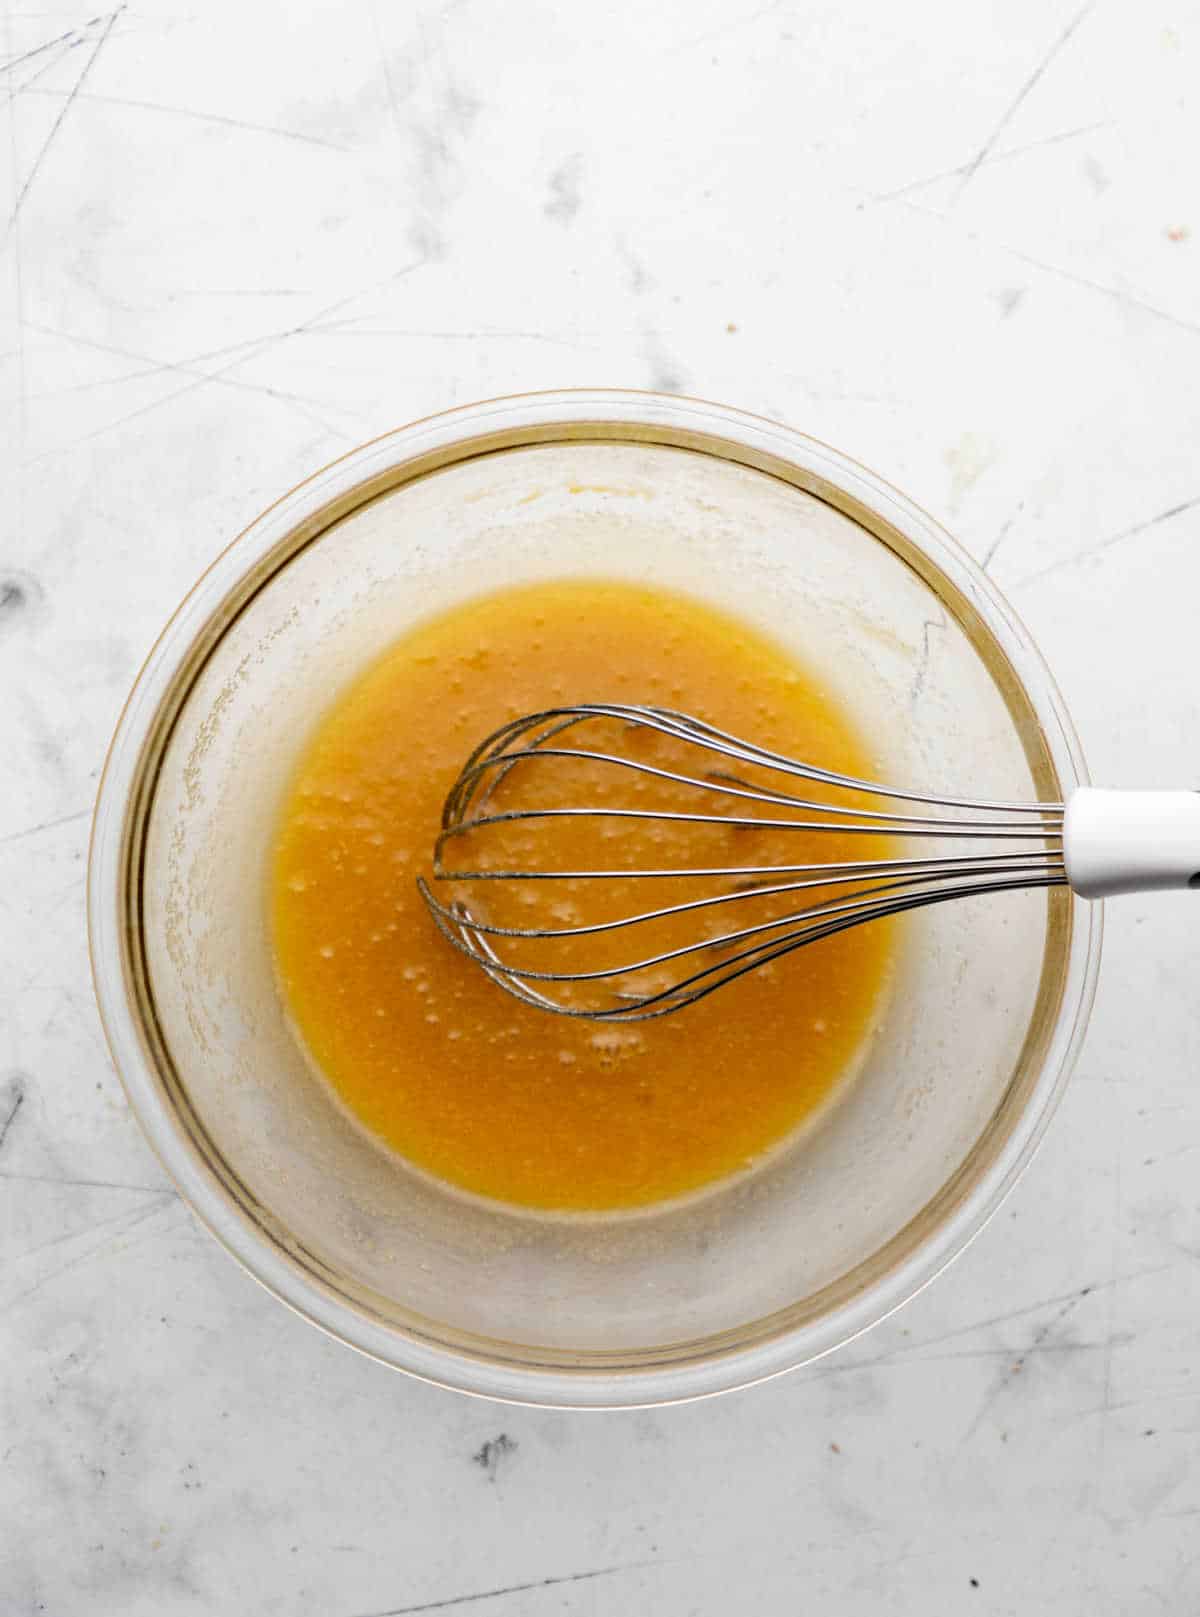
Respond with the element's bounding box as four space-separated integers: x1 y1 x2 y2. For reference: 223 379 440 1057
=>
418 703 1200 1021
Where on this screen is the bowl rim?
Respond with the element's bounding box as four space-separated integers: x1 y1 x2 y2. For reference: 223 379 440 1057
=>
88 388 1102 1408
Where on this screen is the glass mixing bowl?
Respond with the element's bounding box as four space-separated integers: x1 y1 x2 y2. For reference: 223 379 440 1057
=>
88 391 1100 1407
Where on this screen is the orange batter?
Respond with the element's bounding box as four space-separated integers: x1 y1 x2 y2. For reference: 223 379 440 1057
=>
270 580 893 1212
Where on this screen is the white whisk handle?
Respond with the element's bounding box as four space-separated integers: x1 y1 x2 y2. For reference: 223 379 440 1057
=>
1064 789 1200 898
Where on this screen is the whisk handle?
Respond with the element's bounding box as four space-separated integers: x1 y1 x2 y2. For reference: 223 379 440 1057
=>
1064 789 1200 898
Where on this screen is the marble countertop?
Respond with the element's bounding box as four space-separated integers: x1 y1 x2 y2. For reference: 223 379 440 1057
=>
3 1 1199 1611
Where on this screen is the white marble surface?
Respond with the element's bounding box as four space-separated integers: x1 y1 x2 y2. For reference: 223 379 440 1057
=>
2 1 1199 1611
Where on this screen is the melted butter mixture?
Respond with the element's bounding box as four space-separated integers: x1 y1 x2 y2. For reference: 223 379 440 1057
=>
271 579 894 1212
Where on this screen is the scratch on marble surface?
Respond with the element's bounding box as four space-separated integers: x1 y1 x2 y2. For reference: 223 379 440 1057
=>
898 1337 1127 1368
17 84 354 150
900 198 1200 343
1002 245 1200 340
23 319 358 430
1017 495 1200 588
12 1192 176 1264
808 1332 1132 1382
26 316 306 379
0 21 80 78
3 1198 184 1313
54 352 316 448
0 1076 26 1152
5 6 123 232
5 10 31 455
304 322 597 353
919 1268 1171 1351
959 1289 1094 1443
804 1263 1177 1382
4 43 76 105
868 122 1105 207
169 286 312 299
982 499 1025 573
0 10 127 88
36 984 109 1066
1089 1158 1125 1585
19 263 435 462
0 806 89 846
670 0 789 54
355 1561 656 1616
0 1170 175 1195
952 1 1097 202
370 0 406 142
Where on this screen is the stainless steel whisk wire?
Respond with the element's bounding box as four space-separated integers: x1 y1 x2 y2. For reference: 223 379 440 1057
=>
418 704 1068 1021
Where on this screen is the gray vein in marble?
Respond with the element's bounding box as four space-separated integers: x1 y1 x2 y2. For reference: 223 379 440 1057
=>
16 686 70 788
0 566 45 635
382 13 480 264
1099 1163 1124 1454
544 154 582 224
952 0 1097 202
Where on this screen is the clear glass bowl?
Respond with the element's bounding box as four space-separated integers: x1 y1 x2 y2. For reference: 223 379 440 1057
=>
88 391 1100 1407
